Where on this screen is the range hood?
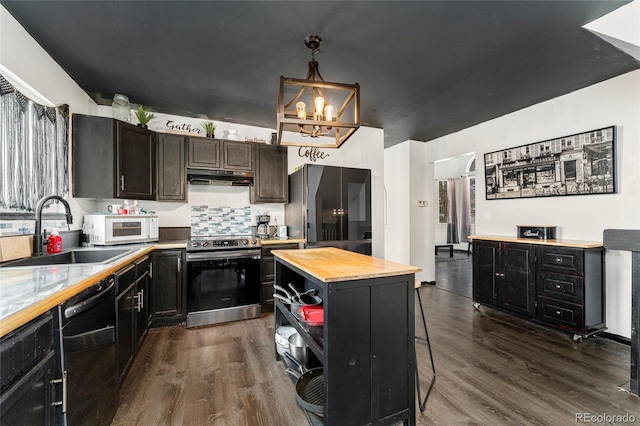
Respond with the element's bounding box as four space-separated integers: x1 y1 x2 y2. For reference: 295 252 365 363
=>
187 168 254 186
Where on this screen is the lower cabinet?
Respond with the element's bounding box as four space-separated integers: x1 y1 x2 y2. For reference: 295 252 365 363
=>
151 249 186 326
115 264 137 385
0 311 58 425
115 255 151 385
472 238 605 337
261 243 299 311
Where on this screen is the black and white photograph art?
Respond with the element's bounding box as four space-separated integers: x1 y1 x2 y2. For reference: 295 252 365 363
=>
485 126 616 200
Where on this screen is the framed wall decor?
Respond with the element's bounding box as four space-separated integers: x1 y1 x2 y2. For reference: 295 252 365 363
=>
484 126 616 200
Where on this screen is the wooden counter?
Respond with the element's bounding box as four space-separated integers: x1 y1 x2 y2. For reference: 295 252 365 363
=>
470 235 603 248
272 247 421 283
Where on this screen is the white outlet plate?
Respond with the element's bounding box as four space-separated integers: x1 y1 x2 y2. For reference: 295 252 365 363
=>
417 200 428 207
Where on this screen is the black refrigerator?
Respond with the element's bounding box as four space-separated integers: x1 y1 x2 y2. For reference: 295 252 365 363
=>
285 164 372 255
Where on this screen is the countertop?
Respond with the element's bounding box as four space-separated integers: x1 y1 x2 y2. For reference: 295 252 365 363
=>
272 247 421 283
0 241 186 338
259 238 305 245
469 235 603 248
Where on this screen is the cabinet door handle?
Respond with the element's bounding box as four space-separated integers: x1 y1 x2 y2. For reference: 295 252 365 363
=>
177 257 182 272
120 175 125 191
134 292 141 312
51 370 67 412
149 263 153 278
495 272 504 278
140 288 144 309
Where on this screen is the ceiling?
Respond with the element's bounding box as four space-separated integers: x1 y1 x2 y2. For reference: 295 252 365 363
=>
2 1 639 148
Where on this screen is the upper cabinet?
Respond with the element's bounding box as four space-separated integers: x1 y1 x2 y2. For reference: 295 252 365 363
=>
250 144 288 203
73 114 156 200
187 137 253 171
157 134 187 202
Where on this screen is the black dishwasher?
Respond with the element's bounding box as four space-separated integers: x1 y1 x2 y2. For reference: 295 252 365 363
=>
55 275 119 426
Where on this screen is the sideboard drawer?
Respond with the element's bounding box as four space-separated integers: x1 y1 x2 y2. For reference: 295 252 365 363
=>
538 297 584 332
538 271 584 303
537 246 584 275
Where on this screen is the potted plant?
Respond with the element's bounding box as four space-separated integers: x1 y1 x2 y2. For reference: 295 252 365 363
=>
201 121 217 138
135 106 156 128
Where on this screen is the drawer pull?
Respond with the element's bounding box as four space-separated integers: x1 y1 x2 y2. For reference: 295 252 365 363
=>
554 257 562 263
555 284 562 289
555 310 562 316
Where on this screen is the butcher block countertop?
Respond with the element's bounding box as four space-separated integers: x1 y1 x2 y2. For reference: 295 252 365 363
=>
469 235 603 248
272 247 421 283
0 241 186 338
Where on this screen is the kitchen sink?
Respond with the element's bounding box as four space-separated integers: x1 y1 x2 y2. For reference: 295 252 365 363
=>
0 248 136 268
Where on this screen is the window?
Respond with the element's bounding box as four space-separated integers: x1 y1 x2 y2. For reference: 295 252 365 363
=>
0 74 69 212
438 180 448 224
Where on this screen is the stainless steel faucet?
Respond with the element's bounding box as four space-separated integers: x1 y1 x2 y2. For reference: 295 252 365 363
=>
33 195 73 256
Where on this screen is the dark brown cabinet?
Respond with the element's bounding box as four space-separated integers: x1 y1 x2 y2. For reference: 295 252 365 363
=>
187 137 253 171
472 238 605 338
157 134 187 202
0 311 57 426
134 256 151 350
115 256 151 385
260 243 298 311
536 245 605 336
274 257 415 424
473 241 536 317
251 144 288 203
187 137 220 168
73 114 156 200
151 249 186 326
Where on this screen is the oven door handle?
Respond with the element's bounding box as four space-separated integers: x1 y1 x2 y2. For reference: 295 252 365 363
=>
186 250 261 261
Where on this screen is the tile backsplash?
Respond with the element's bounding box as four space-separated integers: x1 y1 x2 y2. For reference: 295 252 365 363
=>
191 206 252 237
0 219 70 237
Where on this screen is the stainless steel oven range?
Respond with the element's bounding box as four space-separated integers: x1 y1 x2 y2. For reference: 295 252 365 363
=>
186 237 262 328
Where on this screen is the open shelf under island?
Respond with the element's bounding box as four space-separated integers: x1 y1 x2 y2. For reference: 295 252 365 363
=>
272 247 421 425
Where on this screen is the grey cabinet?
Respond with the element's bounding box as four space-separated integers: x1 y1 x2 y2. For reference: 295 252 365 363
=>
157 134 187 202
151 249 186 326
251 144 288 203
188 137 253 171
72 114 156 200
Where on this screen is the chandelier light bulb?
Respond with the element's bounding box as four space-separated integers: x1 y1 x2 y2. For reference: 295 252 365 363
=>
314 96 325 115
324 105 334 122
296 102 307 120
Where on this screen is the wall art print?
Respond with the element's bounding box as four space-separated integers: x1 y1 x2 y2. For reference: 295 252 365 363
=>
484 126 616 200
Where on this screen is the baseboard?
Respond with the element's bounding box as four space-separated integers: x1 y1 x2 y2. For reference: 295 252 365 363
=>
601 332 631 346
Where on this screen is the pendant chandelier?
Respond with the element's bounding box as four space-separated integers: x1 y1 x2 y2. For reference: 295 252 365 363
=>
277 35 360 148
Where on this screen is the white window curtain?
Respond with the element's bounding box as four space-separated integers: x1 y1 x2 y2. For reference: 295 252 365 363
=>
446 177 459 243
0 74 69 211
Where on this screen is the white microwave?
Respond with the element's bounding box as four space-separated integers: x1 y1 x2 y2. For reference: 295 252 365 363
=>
82 214 159 246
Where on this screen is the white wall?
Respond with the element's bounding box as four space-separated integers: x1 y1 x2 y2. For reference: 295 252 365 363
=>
383 141 434 282
423 70 640 338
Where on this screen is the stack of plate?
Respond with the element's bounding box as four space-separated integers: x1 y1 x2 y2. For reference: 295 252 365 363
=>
275 326 297 357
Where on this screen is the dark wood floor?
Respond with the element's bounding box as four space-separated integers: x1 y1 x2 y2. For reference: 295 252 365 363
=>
112 256 639 425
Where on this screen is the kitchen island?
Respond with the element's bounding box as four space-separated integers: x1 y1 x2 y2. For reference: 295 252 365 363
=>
272 247 421 425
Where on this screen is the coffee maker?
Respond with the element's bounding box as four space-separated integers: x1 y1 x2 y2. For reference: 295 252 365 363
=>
256 214 270 239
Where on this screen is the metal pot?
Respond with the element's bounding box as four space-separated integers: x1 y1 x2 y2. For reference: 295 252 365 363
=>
288 332 310 367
